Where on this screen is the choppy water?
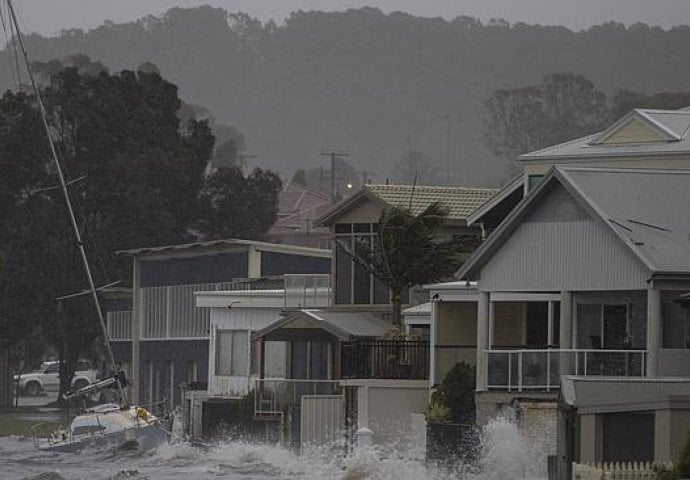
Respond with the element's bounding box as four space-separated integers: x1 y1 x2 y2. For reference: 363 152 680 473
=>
0 418 546 480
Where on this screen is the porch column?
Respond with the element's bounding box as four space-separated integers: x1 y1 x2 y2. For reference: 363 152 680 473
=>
476 291 490 392
560 291 573 376
429 299 438 387
131 255 141 404
646 287 661 377
580 414 603 463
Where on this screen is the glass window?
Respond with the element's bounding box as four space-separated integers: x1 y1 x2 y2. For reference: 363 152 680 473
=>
577 304 602 349
663 302 690 348
527 174 544 192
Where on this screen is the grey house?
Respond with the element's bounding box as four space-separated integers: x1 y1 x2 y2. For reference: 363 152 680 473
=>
109 239 330 409
448 166 690 467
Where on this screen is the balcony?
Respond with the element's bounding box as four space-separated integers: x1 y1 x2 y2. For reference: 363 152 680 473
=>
341 340 430 380
254 378 341 418
486 348 647 392
284 274 331 309
106 311 132 340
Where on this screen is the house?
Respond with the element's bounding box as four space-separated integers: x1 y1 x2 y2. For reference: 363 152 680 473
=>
290 183 498 446
109 239 330 410
264 182 332 248
438 166 690 474
188 275 330 440
469 108 690 231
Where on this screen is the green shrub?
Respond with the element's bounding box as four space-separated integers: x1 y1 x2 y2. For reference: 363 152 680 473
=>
673 431 690 478
430 361 476 423
426 402 451 423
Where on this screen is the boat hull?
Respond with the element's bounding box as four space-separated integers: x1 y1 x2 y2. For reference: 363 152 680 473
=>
40 422 169 453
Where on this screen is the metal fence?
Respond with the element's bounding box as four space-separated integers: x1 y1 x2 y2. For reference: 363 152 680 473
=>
486 349 647 391
341 340 430 380
106 311 132 340
572 461 669 479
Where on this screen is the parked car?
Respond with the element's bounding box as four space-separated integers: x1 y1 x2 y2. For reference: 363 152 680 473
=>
16 361 99 396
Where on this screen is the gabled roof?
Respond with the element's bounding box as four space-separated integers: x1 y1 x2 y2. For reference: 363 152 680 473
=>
315 184 498 226
457 166 690 280
252 309 389 341
519 108 690 161
466 174 524 226
272 182 332 230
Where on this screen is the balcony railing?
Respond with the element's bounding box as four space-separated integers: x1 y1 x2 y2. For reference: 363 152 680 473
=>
254 378 341 417
486 349 647 392
284 274 331 309
434 345 476 384
341 340 430 380
106 311 132 340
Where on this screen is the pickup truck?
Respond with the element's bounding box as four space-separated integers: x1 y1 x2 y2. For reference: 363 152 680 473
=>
16 361 99 396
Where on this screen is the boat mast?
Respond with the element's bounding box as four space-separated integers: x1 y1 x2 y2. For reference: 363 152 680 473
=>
6 0 126 406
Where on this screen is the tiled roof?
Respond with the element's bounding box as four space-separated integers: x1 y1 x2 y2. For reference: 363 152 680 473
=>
365 184 499 220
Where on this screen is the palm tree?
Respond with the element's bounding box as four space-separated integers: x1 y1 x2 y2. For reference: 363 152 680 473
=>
339 201 478 330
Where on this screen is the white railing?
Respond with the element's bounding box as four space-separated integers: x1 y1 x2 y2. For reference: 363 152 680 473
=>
142 281 245 339
573 461 670 480
486 349 647 391
106 311 132 340
254 378 341 417
284 274 331 309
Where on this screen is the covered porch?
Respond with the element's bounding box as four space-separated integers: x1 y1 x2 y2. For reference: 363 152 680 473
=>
478 291 651 392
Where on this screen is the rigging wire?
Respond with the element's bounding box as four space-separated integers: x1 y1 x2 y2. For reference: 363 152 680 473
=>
0 1 21 88
5 0 126 406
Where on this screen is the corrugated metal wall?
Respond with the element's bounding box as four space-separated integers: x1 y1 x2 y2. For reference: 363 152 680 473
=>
480 184 649 291
300 395 345 451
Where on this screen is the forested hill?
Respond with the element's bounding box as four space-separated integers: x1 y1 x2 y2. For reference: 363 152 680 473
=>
3 6 690 185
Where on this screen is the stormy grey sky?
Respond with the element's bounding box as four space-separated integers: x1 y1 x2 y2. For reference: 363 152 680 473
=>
10 0 690 38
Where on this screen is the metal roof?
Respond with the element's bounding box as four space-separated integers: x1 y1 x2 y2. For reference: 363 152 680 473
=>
561 376 690 414
315 184 498 225
457 166 690 280
519 108 690 161
116 238 330 257
252 309 389 341
466 174 524 226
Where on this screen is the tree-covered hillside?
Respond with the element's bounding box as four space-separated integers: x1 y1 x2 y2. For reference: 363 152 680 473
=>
3 6 690 185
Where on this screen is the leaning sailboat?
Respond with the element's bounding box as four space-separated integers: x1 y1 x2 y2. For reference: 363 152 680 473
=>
5 0 170 452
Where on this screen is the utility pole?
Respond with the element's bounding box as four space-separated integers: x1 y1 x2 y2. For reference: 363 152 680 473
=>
320 150 349 203
444 114 451 186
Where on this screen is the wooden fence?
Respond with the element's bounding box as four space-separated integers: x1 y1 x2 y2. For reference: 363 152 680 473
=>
573 461 672 480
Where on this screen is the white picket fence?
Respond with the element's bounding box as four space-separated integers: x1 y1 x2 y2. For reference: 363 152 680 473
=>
572 461 672 480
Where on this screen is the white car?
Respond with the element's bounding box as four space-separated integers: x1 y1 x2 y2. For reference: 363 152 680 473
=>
16 361 99 396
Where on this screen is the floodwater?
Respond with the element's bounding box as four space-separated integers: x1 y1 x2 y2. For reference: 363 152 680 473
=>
0 417 546 480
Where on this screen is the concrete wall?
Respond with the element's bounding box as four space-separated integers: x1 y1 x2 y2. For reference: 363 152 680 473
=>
436 302 477 345
343 379 429 447
659 350 690 377
655 408 690 463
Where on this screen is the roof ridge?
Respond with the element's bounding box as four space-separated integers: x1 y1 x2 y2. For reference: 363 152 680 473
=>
366 184 499 191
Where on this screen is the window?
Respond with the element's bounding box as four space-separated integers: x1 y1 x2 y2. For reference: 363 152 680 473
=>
576 300 646 349
215 330 249 376
263 341 287 378
527 174 544 192
662 297 690 348
334 222 390 305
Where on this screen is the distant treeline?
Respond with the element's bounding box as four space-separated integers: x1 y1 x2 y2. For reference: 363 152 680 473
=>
3 7 690 185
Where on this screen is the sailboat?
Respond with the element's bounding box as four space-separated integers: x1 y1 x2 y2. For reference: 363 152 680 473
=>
4 0 170 452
